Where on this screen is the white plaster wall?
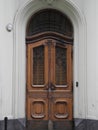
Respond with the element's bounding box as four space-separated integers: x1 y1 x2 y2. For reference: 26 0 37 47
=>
83 0 97 119
96 0 98 120
0 0 19 120
0 0 98 120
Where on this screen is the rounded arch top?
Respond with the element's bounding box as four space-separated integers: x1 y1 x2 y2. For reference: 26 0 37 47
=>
14 0 86 32
26 9 73 38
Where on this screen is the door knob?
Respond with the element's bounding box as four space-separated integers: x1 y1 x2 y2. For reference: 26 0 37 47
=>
44 83 56 90
51 83 56 90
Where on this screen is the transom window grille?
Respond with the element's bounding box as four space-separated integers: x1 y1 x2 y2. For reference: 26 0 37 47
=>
26 9 73 37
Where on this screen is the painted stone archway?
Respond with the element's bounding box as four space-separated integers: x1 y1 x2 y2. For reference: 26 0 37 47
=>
13 0 87 120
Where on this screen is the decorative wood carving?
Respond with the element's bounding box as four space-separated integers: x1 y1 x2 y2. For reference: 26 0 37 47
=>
54 101 69 119
31 101 46 119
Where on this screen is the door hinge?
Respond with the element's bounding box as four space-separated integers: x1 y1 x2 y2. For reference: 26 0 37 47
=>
76 82 79 87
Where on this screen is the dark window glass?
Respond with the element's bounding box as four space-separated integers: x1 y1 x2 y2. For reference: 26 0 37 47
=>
33 46 44 85
55 46 67 85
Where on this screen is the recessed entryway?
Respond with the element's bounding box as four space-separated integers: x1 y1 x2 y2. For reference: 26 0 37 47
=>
26 9 73 129
13 0 87 125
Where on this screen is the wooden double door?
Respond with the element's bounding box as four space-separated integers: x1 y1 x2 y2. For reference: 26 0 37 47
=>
26 38 73 121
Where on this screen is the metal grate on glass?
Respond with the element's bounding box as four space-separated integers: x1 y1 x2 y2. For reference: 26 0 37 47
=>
27 9 73 37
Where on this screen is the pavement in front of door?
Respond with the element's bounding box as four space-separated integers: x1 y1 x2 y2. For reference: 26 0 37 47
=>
0 118 98 130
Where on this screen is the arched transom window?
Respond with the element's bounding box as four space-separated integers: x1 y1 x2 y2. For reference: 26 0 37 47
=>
26 9 73 38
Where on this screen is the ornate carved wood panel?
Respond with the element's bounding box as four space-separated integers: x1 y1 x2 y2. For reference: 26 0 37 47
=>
26 39 73 121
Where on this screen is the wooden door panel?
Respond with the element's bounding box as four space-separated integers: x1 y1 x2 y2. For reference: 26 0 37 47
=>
51 98 72 120
53 44 72 91
27 96 48 120
27 40 49 91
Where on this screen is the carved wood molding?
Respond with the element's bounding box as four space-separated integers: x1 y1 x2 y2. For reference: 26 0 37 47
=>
27 92 72 98
28 92 47 98
26 31 73 44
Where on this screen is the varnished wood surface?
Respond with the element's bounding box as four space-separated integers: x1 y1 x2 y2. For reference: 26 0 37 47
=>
26 38 73 121
26 31 73 44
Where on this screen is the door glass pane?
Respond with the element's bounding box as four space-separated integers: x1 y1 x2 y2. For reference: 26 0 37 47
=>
33 46 44 85
55 46 67 85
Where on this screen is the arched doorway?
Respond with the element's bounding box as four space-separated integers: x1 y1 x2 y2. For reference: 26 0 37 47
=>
13 0 87 126
26 9 73 129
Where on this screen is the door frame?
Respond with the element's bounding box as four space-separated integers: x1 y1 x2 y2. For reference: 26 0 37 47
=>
12 0 87 120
